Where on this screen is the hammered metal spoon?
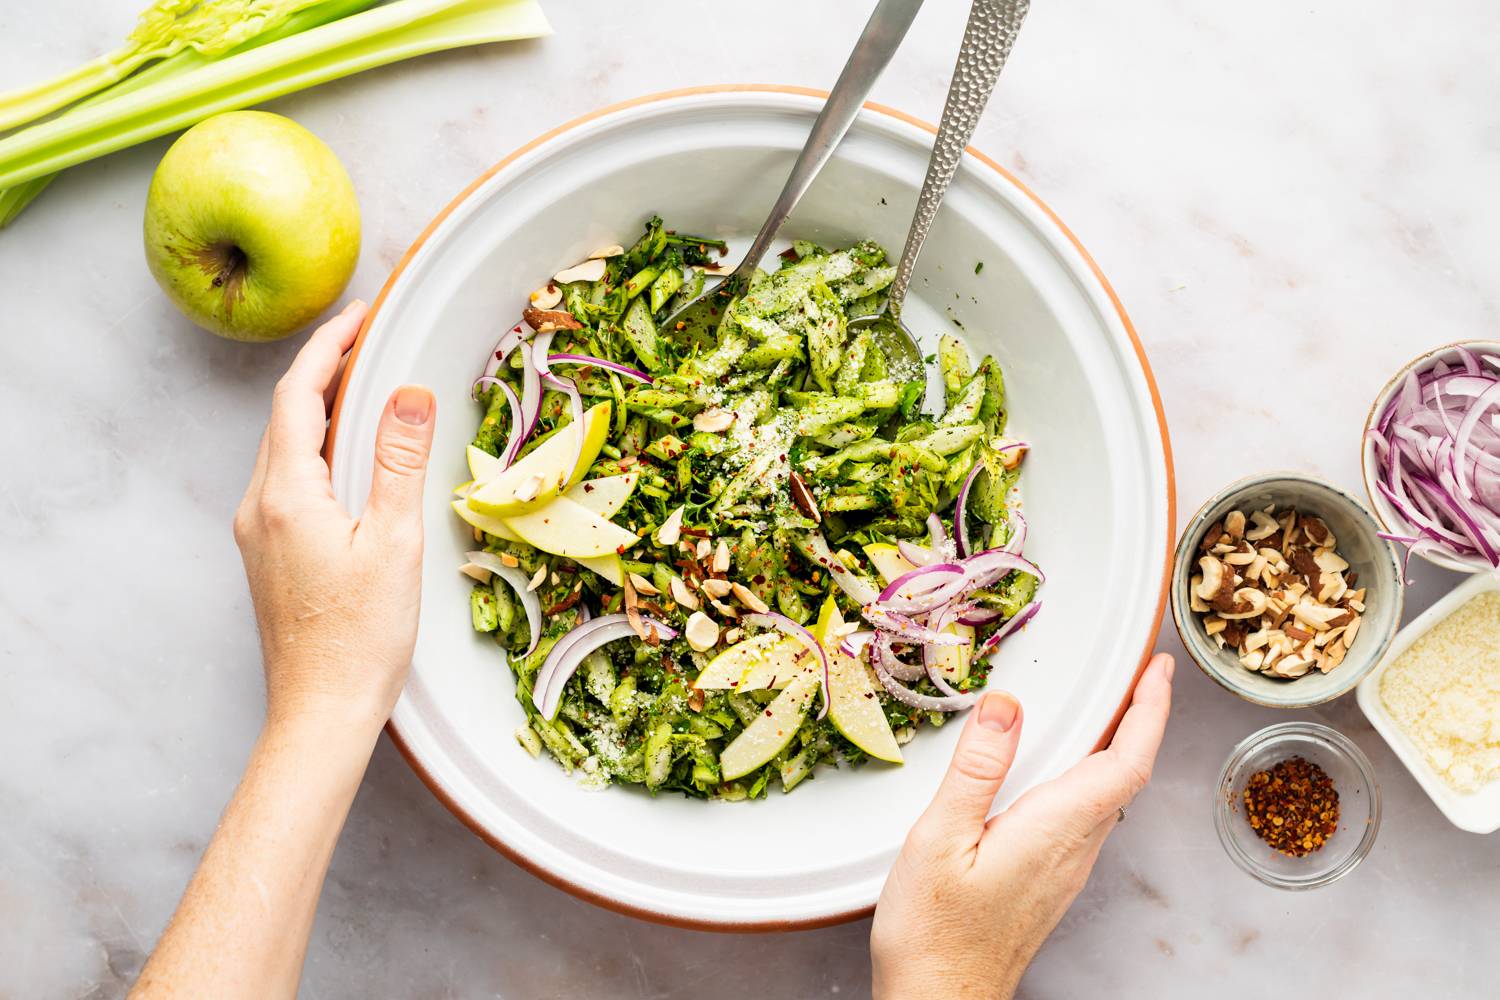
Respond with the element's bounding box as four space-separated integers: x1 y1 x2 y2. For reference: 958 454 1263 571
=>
851 0 1032 384
664 0 925 344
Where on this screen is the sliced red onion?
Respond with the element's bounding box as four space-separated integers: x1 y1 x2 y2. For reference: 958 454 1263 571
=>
479 325 524 382
1372 356 1500 567
794 531 882 605
898 539 938 567
465 551 542 658
954 462 982 558
506 341 544 466
926 513 956 561
975 601 1041 658
469 378 523 468
534 613 677 721
959 548 1046 591
876 562 970 614
531 330 557 378
743 612 831 720
1002 509 1028 555
543 372 586 478
871 634 978 712
861 606 969 646
546 353 653 384
923 605 973 697
954 603 1003 627
838 630 876 660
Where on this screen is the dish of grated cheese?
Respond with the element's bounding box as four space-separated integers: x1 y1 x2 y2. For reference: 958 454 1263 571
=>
1379 591 1500 794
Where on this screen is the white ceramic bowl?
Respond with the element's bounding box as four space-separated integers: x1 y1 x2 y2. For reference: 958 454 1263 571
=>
1361 339 1500 575
1356 570 1500 833
327 87 1174 929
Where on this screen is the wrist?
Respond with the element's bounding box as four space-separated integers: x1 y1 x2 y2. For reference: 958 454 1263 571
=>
263 687 393 749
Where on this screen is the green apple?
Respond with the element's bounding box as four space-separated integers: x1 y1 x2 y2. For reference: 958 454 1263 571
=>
466 402 611 517
467 444 505 482
814 598 902 764
694 632 804 691
719 671 820 781
502 494 640 559
929 620 975 683
143 111 360 342
862 541 918 585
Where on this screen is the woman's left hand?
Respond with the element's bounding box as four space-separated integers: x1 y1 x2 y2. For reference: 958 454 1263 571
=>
233 299 437 731
870 653 1174 1000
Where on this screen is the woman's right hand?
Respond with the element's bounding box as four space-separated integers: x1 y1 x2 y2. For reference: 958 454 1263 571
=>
870 653 1174 1000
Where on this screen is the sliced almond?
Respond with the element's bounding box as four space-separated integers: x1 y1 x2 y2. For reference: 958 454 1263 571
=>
1240 649 1266 671
588 244 624 260
693 408 736 433
712 541 732 573
512 472 544 503
1246 509 1279 541
1224 510 1247 540
1204 616 1228 636
731 582 770 614
1343 616 1361 646
1189 576 1209 613
710 598 740 619
695 538 712 561
526 565 547 592
724 627 743 645
656 505 685 546
670 576 700 611
554 258 607 284
459 562 492 584
498 552 520 568
628 572 659 596
789 471 821 524
522 306 582 332
701 578 733 598
529 284 562 310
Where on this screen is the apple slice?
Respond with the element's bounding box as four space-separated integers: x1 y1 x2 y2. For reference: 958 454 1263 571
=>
720 670 820 781
503 494 640 559
814 599 902 764
576 554 623 586
694 633 805 691
466 401 611 517
467 444 505 483
568 473 638 520
862 542 919 585
451 498 521 542
929 620 975 682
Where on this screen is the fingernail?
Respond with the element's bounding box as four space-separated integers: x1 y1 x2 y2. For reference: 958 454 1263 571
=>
978 692 1019 732
394 385 432 425
341 298 367 316
1161 655 1175 682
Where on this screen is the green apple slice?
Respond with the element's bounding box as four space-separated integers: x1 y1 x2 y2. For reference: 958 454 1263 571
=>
694 633 805 691
720 671 820 781
576 554 623 586
568 472 638 519
502 493 640 559
814 598 902 764
862 541 918 585
467 444 505 483
929 620 975 682
466 401 611 517
451 498 521 542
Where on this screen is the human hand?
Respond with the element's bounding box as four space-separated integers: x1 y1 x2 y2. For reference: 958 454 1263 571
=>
233 300 436 733
870 653 1175 1000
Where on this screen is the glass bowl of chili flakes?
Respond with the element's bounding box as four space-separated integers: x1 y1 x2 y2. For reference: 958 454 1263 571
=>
1214 721 1381 889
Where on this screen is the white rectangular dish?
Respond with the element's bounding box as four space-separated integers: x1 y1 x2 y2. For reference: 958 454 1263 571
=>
1356 571 1500 833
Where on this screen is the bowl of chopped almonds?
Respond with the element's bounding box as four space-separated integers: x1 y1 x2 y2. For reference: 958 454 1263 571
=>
1171 472 1405 707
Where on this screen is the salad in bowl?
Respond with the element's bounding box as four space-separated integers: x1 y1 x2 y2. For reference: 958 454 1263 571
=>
452 216 1041 800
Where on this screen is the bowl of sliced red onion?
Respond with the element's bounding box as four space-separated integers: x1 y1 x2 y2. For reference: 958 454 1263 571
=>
1362 341 1500 577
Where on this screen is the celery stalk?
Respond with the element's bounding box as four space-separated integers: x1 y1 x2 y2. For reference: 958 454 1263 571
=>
0 0 338 132
0 0 380 229
0 0 551 191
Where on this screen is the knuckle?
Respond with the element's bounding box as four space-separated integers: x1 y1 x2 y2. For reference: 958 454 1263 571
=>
376 432 430 476
949 739 1011 785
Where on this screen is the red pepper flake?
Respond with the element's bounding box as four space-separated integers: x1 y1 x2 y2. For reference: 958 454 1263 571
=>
1242 756 1340 857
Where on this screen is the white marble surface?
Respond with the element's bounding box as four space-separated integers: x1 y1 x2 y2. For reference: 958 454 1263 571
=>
2 1 1497 996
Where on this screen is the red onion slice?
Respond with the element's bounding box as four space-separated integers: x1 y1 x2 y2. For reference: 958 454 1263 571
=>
897 539 938 567
469 378 523 468
506 341 544 467
464 551 543 658
861 606 969 646
546 353 653 384
479 324 524 383
923 604 973 697
872 634 978 712
954 462 982 558
876 563 970 614
975 601 1041 658
959 548 1046 591
743 612 831 720
542 372 586 480
534 613 677 721
838 630 876 660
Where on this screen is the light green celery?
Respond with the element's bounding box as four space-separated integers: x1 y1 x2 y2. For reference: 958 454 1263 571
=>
0 0 336 132
0 0 551 190
0 0 379 229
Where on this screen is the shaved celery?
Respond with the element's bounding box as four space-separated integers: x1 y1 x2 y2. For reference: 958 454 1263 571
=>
0 0 380 229
0 0 336 132
0 0 551 191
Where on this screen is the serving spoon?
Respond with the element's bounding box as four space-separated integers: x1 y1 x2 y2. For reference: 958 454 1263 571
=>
665 0 925 343
850 0 1032 384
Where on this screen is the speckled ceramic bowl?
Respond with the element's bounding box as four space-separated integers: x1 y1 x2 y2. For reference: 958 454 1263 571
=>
1170 472 1404 708
1360 339 1500 575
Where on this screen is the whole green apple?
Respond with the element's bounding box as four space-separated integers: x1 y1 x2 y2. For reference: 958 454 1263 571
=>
143 110 361 342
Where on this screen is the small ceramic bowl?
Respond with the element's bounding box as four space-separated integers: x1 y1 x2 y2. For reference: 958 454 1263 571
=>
1170 472 1404 707
1360 339 1500 575
1356 571 1500 833
1214 722 1381 890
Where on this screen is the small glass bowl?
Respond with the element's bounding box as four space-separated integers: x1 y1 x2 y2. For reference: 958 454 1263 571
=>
1214 722 1381 890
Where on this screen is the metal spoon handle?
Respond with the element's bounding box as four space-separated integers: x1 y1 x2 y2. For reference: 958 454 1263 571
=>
887 0 1029 316
731 0 926 281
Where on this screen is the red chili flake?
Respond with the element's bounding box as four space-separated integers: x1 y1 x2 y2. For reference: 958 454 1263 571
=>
1242 756 1340 857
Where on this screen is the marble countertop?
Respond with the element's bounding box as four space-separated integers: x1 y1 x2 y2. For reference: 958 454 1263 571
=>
3 1 1496 996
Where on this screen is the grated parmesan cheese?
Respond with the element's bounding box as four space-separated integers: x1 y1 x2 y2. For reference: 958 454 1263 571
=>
1380 591 1500 793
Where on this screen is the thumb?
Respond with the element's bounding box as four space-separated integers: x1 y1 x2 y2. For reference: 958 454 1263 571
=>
920 691 1024 838
364 384 436 531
